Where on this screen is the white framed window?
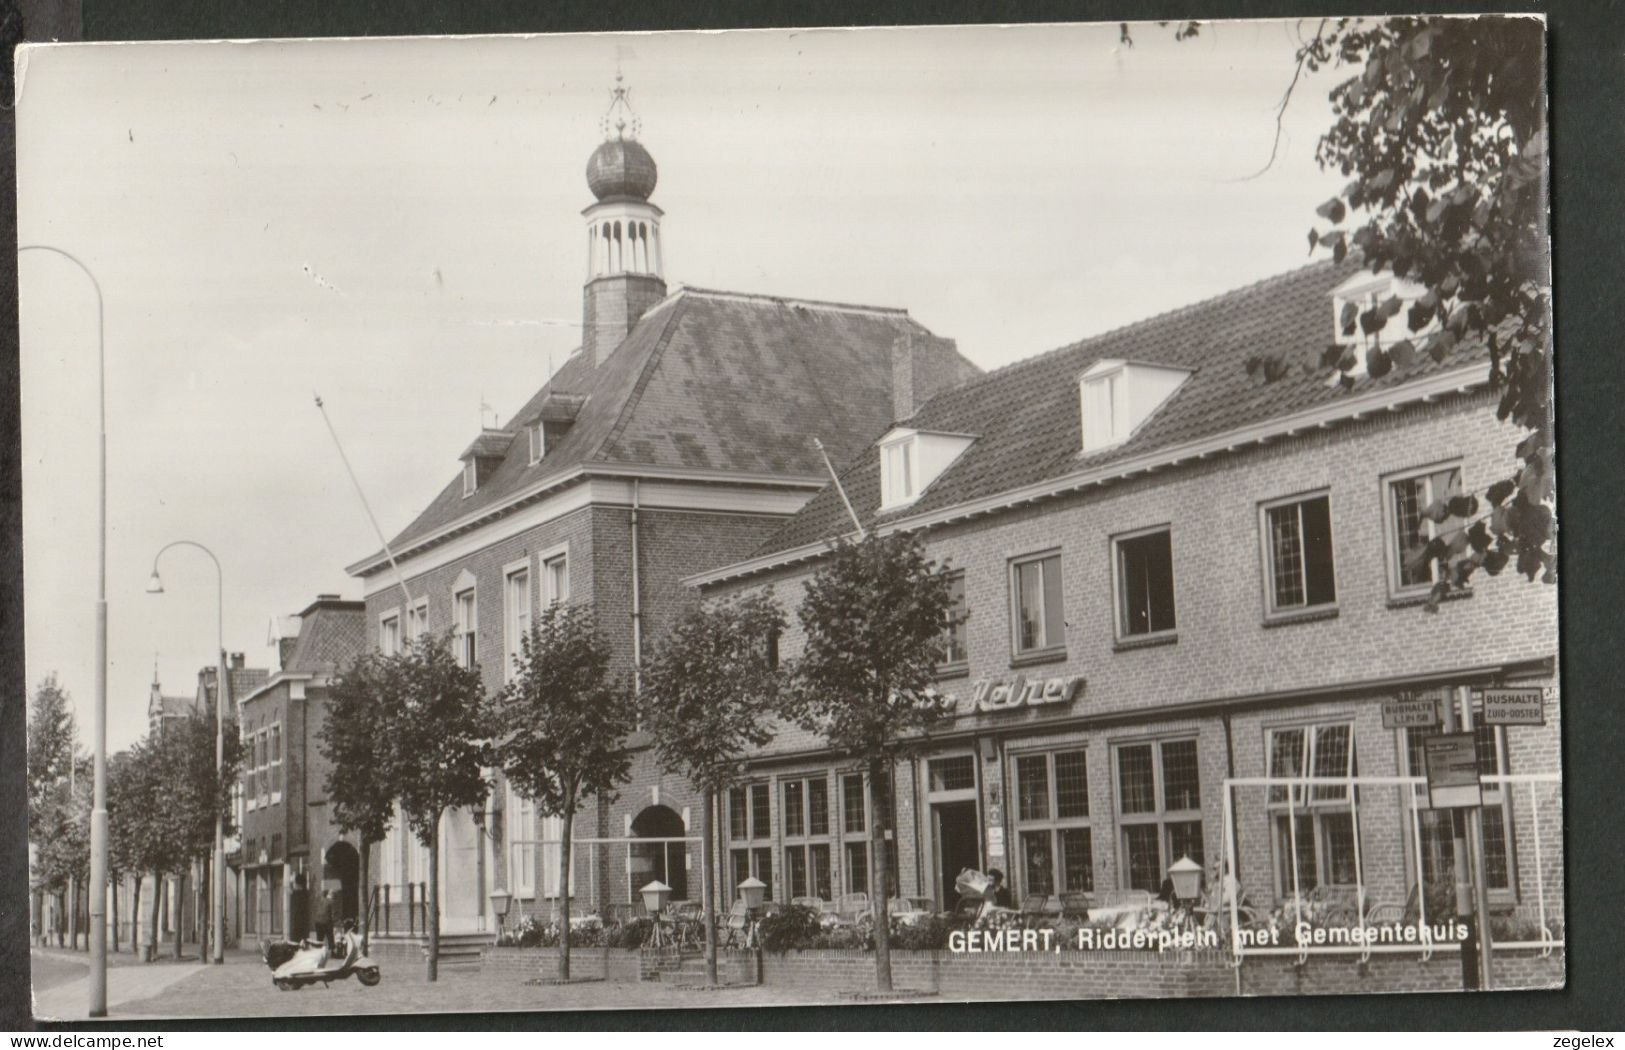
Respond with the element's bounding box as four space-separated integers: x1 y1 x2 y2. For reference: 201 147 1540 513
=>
1112 526 1176 640
453 587 477 669
1012 748 1092 898
462 459 477 497
1259 492 1338 617
540 814 577 898
1266 722 1358 896
1114 738 1203 893
405 598 429 642
1010 550 1065 657
1081 367 1125 451
880 436 918 509
528 423 545 465
268 722 283 804
508 784 536 898
379 611 401 658
503 560 531 682
540 546 569 607
1383 462 1466 597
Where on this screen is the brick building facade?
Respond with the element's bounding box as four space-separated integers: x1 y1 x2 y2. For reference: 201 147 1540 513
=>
689 260 1561 951
347 87 979 937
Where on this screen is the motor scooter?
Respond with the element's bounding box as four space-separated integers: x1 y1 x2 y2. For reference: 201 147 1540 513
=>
265 920 381 990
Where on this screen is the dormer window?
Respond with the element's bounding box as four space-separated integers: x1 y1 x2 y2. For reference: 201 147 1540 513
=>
877 426 976 513
528 422 545 465
1329 272 1440 378
1078 359 1192 456
462 458 477 497
881 436 917 508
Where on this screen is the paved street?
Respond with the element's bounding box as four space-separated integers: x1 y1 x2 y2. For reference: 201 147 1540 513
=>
31 949 209 1022
34 950 841 1021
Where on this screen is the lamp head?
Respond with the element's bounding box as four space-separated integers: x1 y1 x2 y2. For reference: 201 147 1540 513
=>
145 571 164 595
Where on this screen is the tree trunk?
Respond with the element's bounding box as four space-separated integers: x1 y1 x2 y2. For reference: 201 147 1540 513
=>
868 756 893 993
130 874 142 956
111 874 120 954
68 877 79 950
197 857 208 960
147 871 161 962
558 789 575 982
359 837 372 957
173 868 186 960
427 815 441 983
702 787 717 987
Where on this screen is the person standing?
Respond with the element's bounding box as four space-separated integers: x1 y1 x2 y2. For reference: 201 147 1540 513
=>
311 886 335 952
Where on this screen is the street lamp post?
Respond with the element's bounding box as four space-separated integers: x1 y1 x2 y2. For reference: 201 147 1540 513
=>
147 540 227 965
19 244 108 1016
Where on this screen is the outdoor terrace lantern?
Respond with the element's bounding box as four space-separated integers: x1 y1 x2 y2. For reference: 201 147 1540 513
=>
641 879 673 917
1169 855 1203 903
489 888 513 923
737 876 767 912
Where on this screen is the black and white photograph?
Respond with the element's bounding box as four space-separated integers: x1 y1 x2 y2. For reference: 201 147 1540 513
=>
16 14 1562 1024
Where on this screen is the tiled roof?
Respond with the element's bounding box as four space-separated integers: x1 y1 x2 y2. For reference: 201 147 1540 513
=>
360 288 979 567
461 430 517 460
750 260 1489 558
284 603 366 676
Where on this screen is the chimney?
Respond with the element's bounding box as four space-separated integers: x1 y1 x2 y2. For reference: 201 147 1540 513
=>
316 593 340 602
230 652 245 669
583 274 666 367
893 330 974 422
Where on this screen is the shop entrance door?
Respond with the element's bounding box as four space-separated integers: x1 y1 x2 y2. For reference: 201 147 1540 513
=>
933 801 980 910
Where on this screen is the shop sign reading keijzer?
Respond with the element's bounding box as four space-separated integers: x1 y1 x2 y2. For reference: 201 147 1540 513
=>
943 674 1086 717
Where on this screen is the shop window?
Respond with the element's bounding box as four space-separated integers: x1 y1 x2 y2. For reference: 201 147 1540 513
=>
1260 493 1337 616
1114 527 1176 639
1013 748 1093 899
1010 551 1065 657
1114 739 1203 893
1401 721 1513 895
1266 722 1358 896
940 572 968 667
783 775 833 900
1385 463 1465 596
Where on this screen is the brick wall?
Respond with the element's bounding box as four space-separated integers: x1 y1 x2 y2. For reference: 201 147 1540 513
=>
584 274 667 366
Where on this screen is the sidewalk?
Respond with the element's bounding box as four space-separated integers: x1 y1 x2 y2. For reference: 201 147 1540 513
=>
29 947 259 1023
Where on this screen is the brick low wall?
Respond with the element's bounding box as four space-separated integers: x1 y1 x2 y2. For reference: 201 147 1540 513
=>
464 945 1563 1000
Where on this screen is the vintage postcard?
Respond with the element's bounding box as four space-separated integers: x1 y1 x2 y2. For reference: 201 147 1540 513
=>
19 17 1558 1022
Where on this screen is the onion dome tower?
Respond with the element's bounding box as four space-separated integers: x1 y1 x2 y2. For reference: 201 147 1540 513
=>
582 74 667 366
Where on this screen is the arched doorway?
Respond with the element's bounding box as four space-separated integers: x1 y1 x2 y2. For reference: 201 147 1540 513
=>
630 805 688 902
323 841 360 928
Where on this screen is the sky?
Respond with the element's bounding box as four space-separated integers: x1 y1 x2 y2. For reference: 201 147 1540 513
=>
18 20 1353 752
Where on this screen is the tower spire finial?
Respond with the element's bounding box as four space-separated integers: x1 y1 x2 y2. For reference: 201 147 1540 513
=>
600 67 641 142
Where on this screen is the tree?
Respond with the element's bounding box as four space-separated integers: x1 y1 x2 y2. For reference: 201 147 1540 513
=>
106 749 141 954
320 650 399 955
26 675 78 811
1128 16 1553 610
641 593 787 986
490 603 636 983
167 711 245 958
386 634 490 982
786 533 957 993
27 677 82 948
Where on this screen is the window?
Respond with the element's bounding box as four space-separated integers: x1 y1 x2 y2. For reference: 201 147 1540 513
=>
941 572 968 666
509 785 536 897
503 564 530 682
542 552 569 606
1115 739 1203 892
880 436 917 509
453 588 477 669
1079 360 1191 454
782 776 834 900
1114 528 1176 639
379 614 401 658
1081 368 1123 451
765 627 781 671
528 423 545 465
728 782 773 901
1401 719 1513 895
1261 494 1337 615
1266 722 1358 895
1011 552 1065 657
929 756 976 794
462 458 477 497
406 599 429 642
1385 464 1465 595
1013 749 1092 898
840 771 898 897
268 723 283 803
540 814 576 897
